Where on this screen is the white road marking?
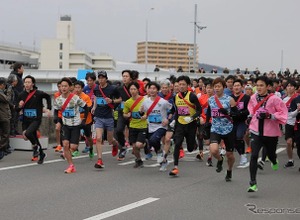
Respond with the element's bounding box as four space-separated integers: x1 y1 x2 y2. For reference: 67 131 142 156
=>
0 147 285 171
0 151 110 171
83 197 160 220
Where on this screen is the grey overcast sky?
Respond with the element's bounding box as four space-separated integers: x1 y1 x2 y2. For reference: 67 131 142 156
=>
1 0 299 72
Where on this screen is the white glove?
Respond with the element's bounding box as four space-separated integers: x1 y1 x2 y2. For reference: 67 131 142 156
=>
169 120 175 128
184 116 192 123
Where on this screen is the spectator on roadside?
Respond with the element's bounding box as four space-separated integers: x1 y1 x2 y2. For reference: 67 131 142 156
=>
0 77 12 160
223 68 230 74
7 74 19 136
9 62 24 94
177 66 184 72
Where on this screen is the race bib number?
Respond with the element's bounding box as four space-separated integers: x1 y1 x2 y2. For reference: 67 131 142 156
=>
62 109 75 118
177 106 190 116
211 108 224 117
237 102 244 110
148 114 162 123
24 109 37 118
97 97 107 105
131 111 141 119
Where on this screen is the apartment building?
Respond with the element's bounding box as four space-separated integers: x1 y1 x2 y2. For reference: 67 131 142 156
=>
137 39 198 72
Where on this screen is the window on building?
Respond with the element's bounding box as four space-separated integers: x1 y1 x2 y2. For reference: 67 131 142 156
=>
59 62 63 69
59 52 63 60
59 43 63 50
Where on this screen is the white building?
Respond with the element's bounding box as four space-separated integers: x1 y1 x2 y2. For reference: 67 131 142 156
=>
39 15 115 70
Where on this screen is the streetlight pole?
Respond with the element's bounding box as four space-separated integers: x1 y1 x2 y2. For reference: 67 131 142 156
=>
145 8 154 75
193 4 206 71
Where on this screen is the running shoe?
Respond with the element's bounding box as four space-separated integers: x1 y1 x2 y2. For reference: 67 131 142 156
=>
145 153 153 160
125 141 130 147
196 152 204 161
237 154 249 168
156 150 164 164
225 170 232 182
206 157 213 167
284 160 294 168
94 159 105 168
54 145 62 152
112 144 118 157
169 167 179 176
64 164 76 174
247 184 258 192
133 159 144 168
31 145 39 161
117 148 127 161
245 146 252 154
82 146 90 153
37 152 47 164
179 148 185 159
72 150 80 157
89 151 94 159
159 160 168 172
271 160 279 171
257 160 265 170
216 156 223 173
31 156 38 161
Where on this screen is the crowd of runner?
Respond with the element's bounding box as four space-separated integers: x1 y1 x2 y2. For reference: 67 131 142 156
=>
1 63 300 193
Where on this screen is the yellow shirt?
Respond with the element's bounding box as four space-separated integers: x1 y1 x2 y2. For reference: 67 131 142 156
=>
175 91 196 125
124 97 147 129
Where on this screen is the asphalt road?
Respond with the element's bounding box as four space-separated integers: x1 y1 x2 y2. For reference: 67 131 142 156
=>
0 139 299 220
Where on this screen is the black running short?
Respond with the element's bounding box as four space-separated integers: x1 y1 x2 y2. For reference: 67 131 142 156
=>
129 128 147 144
61 125 81 145
210 130 235 152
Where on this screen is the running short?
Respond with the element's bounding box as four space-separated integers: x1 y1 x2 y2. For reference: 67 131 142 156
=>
61 125 81 145
129 128 147 144
210 130 235 152
285 124 295 140
94 117 114 131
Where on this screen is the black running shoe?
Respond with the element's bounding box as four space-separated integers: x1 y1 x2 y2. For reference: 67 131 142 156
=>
216 156 223 173
206 158 213 167
37 153 47 164
117 148 127 161
225 170 232 182
284 161 294 168
133 159 143 168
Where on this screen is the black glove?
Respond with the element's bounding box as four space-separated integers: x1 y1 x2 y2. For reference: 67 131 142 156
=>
258 112 271 119
218 108 228 115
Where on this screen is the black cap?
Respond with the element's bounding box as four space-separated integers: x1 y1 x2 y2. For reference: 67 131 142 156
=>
97 70 108 79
